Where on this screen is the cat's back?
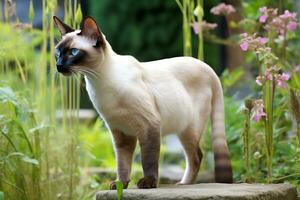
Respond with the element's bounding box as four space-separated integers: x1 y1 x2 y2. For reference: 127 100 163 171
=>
143 56 215 76
141 56 217 89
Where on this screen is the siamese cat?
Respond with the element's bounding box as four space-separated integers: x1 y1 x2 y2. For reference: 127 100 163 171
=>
53 16 233 189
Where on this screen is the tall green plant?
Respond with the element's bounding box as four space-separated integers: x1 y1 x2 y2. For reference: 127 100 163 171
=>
242 99 253 182
0 0 88 199
175 0 204 60
240 6 298 183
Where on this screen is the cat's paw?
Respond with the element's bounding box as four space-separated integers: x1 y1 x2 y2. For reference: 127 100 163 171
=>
109 181 117 190
137 176 157 189
109 180 129 190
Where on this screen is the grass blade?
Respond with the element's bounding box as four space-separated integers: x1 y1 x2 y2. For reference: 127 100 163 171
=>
0 191 3 200
116 181 123 200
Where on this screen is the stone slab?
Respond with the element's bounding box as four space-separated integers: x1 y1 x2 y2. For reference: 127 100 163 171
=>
96 183 298 200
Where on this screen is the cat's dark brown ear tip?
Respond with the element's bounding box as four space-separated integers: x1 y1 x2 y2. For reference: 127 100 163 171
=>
82 16 97 22
53 16 74 36
53 16 60 25
80 16 99 29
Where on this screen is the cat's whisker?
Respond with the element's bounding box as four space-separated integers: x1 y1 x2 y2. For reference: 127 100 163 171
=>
72 67 99 79
72 68 90 76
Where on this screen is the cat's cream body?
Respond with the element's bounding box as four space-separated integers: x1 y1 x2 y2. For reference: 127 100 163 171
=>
54 16 233 189
85 48 214 138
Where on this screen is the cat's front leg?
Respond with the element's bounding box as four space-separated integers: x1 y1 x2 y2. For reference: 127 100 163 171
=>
137 124 161 189
110 130 137 190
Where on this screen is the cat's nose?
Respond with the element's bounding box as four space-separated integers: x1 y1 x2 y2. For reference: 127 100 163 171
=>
56 64 64 72
56 58 68 73
57 64 70 73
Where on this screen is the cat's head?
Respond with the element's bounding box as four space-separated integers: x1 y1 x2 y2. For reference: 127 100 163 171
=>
53 16 106 76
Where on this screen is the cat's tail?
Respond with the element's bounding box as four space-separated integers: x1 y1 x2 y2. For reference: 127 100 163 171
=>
211 76 233 183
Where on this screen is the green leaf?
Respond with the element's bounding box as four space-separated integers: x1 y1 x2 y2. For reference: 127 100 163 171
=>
221 68 245 89
7 152 39 165
28 0 35 23
7 152 24 158
194 5 204 18
29 124 50 134
0 87 17 105
22 156 39 165
90 181 100 189
116 181 123 200
75 5 83 25
0 191 4 200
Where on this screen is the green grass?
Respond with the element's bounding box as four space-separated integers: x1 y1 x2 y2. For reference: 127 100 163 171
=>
0 1 93 199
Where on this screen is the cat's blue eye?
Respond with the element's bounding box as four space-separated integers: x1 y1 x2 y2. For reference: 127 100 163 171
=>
71 48 79 56
55 49 60 57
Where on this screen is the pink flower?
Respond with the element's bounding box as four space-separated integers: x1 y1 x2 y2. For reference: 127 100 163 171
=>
259 7 268 23
256 76 264 86
265 69 271 80
256 78 262 86
255 69 275 87
253 109 266 121
252 99 266 122
259 37 269 44
281 10 296 19
266 9 298 35
191 22 200 34
259 6 267 14
191 21 218 35
240 33 269 52
240 42 249 51
281 73 290 81
276 72 290 88
287 21 298 31
259 15 267 23
210 3 236 16
277 80 287 88
294 65 300 73
241 33 248 37
201 21 218 31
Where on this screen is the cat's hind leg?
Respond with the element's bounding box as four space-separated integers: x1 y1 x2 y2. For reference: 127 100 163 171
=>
178 127 203 184
178 92 212 184
110 130 137 190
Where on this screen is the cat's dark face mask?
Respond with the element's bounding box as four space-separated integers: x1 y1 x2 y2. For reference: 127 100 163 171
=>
55 45 86 76
53 16 105 76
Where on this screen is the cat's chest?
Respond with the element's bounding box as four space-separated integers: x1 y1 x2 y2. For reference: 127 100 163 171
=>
84 76 130 122
85 79 115 114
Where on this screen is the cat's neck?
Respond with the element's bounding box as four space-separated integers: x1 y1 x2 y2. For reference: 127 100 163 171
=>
84 47 140 110
84 42 141 90
84 42 118 82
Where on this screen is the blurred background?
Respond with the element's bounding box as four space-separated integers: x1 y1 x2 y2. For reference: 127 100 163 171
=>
1 0 300 199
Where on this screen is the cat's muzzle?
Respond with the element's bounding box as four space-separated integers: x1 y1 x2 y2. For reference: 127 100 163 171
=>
56 60 72 76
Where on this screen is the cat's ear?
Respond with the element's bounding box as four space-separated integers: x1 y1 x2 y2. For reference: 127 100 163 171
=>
78 16 105 48
53 16 74 36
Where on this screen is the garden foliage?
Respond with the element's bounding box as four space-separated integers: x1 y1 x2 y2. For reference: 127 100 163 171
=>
0 0 300 199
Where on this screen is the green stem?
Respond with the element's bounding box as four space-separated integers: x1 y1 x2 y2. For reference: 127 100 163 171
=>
12 120 34 154
182 0 192 56
197 0 203 60
174 0 184 13
29 112 41 200
0 178 26 196
297 123 300 145
14 56 26 84
0 130 18 152
273 173 300 182
242 109 251 181
264 77 274 183
282 30 287 59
